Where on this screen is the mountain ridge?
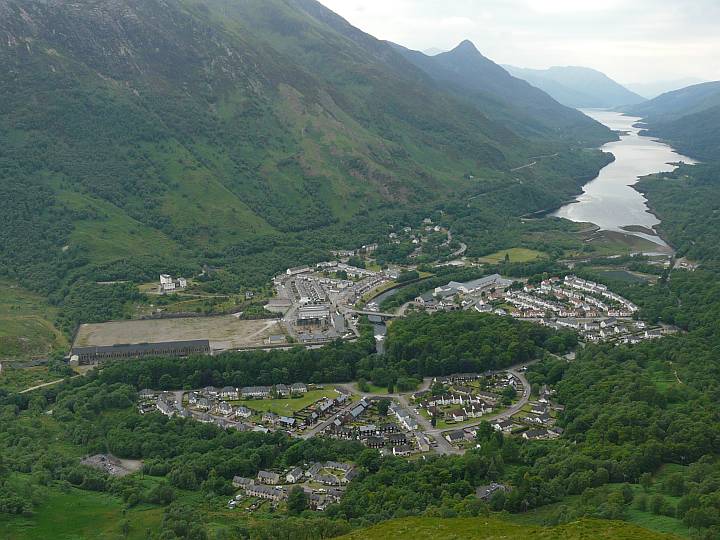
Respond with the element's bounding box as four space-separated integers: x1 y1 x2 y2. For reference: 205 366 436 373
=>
504 64 645 108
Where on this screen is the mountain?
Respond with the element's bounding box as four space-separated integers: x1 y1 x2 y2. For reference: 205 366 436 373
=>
423 47 446 56
625 81 720 122
392 41 613 141
624 81 720 161
504 65 645 108
625 77 707 100
0 0 613 307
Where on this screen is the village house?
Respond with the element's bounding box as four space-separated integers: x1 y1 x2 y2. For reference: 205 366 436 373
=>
246 484 286 501
291 382 308 394
286 467 304 484
235 406 252 419
232 476 254 488
257 471 281 485
241 386 271 399
445 430 466 444
393 445 413 457
220 386 239 400
275 384 290 397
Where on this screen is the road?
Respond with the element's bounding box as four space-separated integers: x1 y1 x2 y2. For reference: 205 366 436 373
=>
423 366 533 444
345 364 535 456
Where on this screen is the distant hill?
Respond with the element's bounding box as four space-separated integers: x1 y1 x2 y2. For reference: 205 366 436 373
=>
625 77 707 99
504 65 645 108
625 81 720 122
624 81 720 161
392 41 612 141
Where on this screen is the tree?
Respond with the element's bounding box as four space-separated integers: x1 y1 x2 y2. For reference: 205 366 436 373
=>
287 486 307 515
377 399 390 416
640 472 653 493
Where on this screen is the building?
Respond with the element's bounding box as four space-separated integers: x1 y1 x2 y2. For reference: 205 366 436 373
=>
232 476 254 488
476 483 508 501
220 386 239 400
71 340 210 365
291 383 308 394
246 484 286 501
241 386 271 399
257 471 281 485
159 274 187 293
286 467 304 484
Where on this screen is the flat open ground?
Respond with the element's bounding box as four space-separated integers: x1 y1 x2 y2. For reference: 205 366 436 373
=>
232 389 340 416
73 316 285 351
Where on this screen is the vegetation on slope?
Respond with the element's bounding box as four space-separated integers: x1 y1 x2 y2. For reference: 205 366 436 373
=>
339 516 680 540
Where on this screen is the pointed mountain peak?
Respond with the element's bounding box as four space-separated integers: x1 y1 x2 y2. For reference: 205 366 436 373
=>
452 39 479 54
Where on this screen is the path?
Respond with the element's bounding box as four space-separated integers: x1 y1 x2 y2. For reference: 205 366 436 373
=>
19 374 81 394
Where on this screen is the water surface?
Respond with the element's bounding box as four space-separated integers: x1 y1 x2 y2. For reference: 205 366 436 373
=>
553 109 695 247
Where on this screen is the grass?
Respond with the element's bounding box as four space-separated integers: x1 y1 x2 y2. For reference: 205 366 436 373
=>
0 365 60 393
0 280 68 361
0 484 163 540
338 516 681 539
232 389 338 415
478 248 546 264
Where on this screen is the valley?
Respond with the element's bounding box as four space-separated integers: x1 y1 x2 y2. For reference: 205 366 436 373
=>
1 1 720 539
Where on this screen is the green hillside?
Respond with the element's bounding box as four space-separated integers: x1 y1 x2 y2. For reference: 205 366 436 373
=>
338 516 679 540
0 0 613 343
623 81 720 160
391 41 612 142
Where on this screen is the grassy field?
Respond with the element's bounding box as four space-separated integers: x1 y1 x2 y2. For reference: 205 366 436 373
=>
339 516 681 539
0 281 68 361
73 316 285 350
0 365 61 393
232 388 339 415
478 248 546 264
0 484 163 540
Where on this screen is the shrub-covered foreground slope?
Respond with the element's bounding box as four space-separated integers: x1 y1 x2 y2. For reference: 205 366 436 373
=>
339 516 678 540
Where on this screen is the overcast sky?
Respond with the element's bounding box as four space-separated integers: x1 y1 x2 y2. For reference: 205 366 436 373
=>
317 0 719 84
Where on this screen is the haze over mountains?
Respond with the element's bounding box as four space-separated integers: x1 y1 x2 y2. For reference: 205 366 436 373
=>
625 77 708 100
392 41 610 140
624 81 720 162
504 65 645 109
0 0 613 295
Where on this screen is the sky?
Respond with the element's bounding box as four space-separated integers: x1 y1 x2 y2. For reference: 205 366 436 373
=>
317 0 720 85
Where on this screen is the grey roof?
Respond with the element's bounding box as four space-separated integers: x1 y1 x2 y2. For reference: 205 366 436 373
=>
72 339 210 357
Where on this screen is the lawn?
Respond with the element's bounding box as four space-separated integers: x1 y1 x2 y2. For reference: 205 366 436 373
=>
478 248 546 264
232 389 339 415
0 280 68 361
338 516 680 540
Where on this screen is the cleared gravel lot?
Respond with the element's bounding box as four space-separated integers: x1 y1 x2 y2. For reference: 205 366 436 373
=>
73 316 285 351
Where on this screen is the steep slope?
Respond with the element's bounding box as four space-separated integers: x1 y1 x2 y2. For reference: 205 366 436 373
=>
0 0 613 305
625 81 720 121
624 81 720 161
392 41 611 142
505 65 645 108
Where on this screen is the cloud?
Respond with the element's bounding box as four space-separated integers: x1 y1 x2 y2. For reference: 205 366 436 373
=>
317 0 720 83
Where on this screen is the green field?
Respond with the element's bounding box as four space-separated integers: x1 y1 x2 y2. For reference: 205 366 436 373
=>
0 365 60 394
232 388 339 415
478 248 546 264
0 281 68 361
0 484 163 540
339 516 680 539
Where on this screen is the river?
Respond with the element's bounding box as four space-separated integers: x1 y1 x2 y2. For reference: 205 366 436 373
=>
552 109 695 249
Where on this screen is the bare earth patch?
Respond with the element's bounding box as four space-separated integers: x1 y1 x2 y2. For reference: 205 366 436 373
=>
74 316 285 352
